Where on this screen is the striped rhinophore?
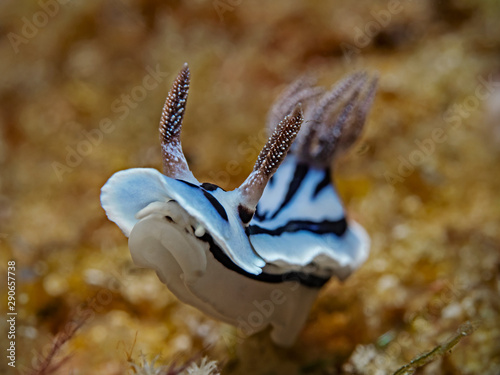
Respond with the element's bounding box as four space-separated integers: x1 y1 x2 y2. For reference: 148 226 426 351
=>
100 64 377 346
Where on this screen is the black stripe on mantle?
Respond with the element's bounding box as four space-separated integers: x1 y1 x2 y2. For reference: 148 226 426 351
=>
177 179 229 222
269 163 309 219
199 233 330 288
247 218 347 237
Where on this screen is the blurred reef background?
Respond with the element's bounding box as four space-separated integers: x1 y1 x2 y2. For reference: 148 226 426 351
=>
0 0 499 374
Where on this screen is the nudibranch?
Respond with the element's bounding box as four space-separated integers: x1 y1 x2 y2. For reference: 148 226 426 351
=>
101 64 377 346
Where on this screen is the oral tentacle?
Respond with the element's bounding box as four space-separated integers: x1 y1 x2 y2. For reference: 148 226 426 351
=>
194 224 206 237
